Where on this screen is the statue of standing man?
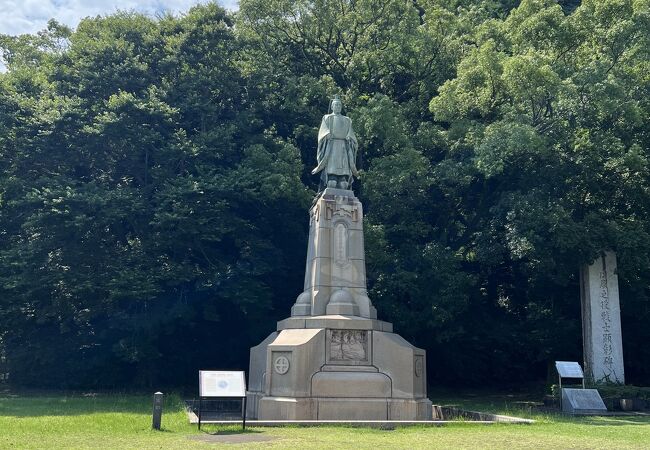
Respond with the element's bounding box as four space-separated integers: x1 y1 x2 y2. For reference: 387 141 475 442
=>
312 95 359 190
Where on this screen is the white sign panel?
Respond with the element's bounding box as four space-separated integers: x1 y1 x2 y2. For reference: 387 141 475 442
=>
555 361 584 379
199 371 246 397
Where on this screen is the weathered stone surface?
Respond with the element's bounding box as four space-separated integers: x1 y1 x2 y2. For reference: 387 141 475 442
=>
320 364 378 372
245 391 264 420
372 332 427 399
348 287 376 319
580 251 625 384
291 291 312 316
317 398 388 420
257 396 433 421
311 371 391 397
277 315 392 332
303 229 366 262
561 388 607 415
389 398 434 421
248 324 431 420
258 397 317 420
326 289 359 316
265 329 325 397
256 395 432 421
248 332 277 392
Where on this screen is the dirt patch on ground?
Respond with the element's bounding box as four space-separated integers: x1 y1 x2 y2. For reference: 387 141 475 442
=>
188 432 278 444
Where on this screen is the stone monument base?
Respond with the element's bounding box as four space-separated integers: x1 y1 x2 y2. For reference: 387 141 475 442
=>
247 315 432 421
257 396 432 420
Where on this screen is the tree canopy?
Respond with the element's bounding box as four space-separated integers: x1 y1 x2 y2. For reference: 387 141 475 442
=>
1 0 649 388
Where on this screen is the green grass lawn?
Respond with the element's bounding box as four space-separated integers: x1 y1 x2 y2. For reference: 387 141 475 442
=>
1 390 648 449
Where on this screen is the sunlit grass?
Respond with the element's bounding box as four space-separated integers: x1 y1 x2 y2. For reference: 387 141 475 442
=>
0 391 648 449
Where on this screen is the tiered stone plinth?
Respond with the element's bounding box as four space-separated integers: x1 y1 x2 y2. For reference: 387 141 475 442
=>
247 189 432 420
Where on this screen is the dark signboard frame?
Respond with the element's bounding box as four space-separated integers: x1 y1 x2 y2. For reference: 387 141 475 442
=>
197 371 247 430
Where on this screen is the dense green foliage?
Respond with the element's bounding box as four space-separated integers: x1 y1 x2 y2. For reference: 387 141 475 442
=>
0 0 649 388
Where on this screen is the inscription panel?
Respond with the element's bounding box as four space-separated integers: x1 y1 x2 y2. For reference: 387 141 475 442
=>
555 361 584 379
562 388 607 414
581 251 625 384
327 329 370 365
334 222 349 267
199 371 246 397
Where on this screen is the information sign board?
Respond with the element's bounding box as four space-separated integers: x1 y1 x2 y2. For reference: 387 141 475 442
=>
197 371 247 430
199 371 246 397
555 361 584 379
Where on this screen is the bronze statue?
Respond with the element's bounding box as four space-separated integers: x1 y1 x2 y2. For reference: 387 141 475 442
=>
312 95 359 190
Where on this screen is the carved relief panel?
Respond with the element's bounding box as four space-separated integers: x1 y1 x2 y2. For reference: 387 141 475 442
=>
324 198 359 223
326 329 371 365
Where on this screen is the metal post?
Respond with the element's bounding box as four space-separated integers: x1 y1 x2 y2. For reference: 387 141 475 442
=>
198 397 203 430
558 376 562 411
152 392 163 430
242 396 247 430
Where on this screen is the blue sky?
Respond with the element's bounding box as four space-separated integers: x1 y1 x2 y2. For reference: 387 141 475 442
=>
0 0 239 36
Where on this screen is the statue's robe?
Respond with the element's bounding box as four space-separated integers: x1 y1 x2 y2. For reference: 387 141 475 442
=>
312 113 359 183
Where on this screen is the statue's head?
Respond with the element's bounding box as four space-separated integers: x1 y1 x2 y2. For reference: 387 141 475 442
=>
331 95 342 114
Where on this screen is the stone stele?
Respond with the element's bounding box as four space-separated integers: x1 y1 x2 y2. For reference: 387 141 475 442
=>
580 251 625 384
246 186 432 420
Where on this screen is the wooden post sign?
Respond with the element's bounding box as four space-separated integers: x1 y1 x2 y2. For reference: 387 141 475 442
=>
198 371 247 430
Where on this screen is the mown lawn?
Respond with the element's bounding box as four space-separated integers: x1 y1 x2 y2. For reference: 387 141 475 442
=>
0 391 648 449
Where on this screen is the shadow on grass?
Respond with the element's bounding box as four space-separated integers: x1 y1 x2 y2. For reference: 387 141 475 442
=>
0 392 183 417
186 426 278 444
576 416 650 426
204 429 264 435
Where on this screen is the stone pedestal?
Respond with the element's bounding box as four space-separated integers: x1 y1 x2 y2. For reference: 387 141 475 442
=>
292 188 376 319
248 189 432 420
580 251 625 384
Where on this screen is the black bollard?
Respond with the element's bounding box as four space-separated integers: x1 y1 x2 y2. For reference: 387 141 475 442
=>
152 392 163 430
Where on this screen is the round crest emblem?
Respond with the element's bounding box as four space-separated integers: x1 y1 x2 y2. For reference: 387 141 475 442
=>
274 356 290 375
415 358 423 377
